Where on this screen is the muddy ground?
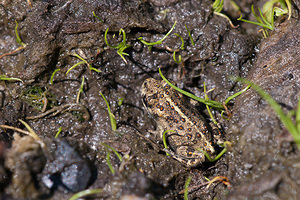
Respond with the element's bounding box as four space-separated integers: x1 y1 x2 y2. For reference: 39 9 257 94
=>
0 0 299 199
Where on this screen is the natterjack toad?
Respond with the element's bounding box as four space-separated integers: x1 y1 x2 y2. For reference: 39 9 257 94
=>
141 78 221 167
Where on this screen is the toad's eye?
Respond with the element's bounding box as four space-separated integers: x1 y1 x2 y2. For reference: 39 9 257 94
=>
143 81 147 88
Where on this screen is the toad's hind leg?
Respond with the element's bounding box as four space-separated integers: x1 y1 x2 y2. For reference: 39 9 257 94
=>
163 146 204 167
209 122 224 146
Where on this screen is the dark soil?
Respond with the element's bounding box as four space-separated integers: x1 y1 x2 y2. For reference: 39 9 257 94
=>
0 0 299 199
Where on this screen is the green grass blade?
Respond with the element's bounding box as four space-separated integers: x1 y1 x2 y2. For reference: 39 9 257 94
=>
162 130 176 156
203 81 217 125
258 7 273 30
92 11 104 23
119 28 127 49
262 0 277 23
213 0 224 13
89 66 101 73
117 45 130 64
174 33 184 50
118 97 124 106
211 144 228 161
101 143 123 162
185 24 195 46
138 21 177 46
73 53 89 65
15 20 26 47
172 51 182 64
236 78 300 149
76 76 85 103
285 0 292 20
225 84 251 105
158 68 224 109
66 61 85 75
238 5 272 31
54 127 62 138
251 4 263 24
214 12 238 28
68 54 99 73
105 28 130 63
19 119 41 141
201 144 227 162
106 150 115 174
237 16 273 30
105 28 123 49
99 92 117 131
69 188 102 200
105 28 115 48
50 69 60 85
184 176 192 200
212 0 220 10
296 95 300 134
0 75 23 83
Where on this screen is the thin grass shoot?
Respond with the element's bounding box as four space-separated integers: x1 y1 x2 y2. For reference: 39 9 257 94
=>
185 25 195 46
66 53 101 75
236 1 291 37
66 61 85 75
201 141 230 162
15 21 26 47
174 33 184 50
0 21 26 59
212 0 238 28
105 28 130 63
92 11 104 23
50 69 60 85
224 84 251 105
162 130 176 156
203 81 217 125
101 143 123 162
173 51 182 64
212 0 224 13
54 127 62 138
76 76 85 103
184 176 192 200
158 68 224 109
69 188 102 200
138 21 177 46
99 92 117 131
236 77 300 149
118 97 124 106
19 119 41 141
106 150 115 174
0 75 23 83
